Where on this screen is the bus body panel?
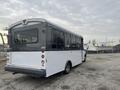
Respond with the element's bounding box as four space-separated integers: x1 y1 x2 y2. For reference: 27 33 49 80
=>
6 50 85 77
7 52 46 70
46 50 83 77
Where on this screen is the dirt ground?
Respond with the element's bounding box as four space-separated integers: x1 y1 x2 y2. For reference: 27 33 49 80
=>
0 53 120 90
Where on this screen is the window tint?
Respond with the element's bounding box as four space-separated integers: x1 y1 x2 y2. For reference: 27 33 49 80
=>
52 30 65 49
80 38 84 50
46 24 83 51
46 26 65 50
46 26 52 49
14 29 38 44
65 33 71 49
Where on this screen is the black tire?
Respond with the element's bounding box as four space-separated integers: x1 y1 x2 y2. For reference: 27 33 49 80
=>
83 54 86 62
64 62 71 74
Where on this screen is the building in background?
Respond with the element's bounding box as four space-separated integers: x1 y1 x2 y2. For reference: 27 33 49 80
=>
113 44 120 53
86 40 120 53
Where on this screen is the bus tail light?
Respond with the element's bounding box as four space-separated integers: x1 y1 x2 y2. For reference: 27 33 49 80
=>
41 55 45 58
41 60 45 66
41 46 45 53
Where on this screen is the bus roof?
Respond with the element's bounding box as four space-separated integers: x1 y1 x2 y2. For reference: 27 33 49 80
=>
8 18 83 38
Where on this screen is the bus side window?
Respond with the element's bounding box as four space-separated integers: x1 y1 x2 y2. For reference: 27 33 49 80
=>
65 33 71 50
70 35 77 50
46 25 52 50
46 24 83 51
52 29 65 50
80 38 83 50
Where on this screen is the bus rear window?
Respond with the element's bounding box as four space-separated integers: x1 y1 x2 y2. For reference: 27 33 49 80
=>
14 29 38 44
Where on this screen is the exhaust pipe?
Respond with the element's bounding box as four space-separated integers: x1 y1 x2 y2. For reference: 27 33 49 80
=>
12 72 18 75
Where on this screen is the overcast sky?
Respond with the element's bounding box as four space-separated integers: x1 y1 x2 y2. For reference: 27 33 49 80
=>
0 0 120 43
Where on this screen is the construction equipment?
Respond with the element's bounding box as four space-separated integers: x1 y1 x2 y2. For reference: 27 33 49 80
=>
0 33 8 58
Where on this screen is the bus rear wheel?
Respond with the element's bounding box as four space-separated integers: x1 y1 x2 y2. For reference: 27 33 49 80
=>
64 62 71 74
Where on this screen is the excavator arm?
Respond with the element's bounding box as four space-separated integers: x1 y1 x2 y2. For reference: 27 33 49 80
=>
0 33 5 46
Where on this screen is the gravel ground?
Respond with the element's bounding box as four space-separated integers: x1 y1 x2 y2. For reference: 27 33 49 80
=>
0 53 120 90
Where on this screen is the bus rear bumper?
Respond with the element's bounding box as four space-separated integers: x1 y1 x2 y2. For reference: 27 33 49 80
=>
5 65 46 77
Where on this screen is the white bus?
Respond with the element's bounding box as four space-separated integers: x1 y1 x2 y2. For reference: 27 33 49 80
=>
5 18 87 77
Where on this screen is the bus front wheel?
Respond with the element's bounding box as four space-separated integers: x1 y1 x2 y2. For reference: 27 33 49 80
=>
64 62 71 74
83 54 87 62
